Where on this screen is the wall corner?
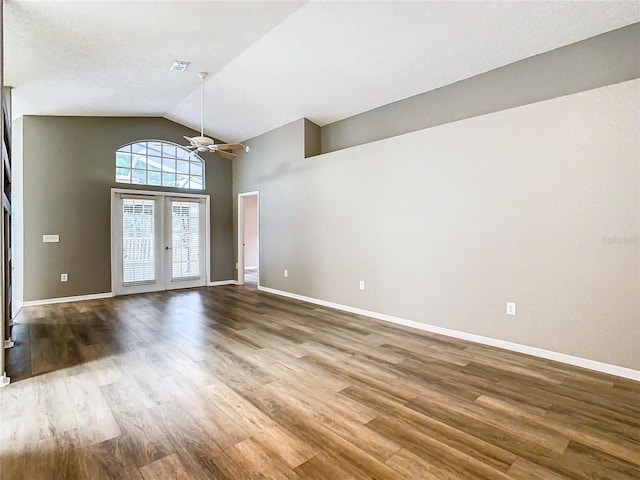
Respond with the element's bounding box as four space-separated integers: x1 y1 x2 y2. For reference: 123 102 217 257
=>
304 118 321 158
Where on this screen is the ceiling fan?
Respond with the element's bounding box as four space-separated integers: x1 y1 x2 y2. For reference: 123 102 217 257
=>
183 72 245 160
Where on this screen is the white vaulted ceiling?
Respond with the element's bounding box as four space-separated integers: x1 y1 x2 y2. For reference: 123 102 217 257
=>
4 0 640 142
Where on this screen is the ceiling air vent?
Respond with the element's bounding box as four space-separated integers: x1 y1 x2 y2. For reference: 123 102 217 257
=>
169 61 190 72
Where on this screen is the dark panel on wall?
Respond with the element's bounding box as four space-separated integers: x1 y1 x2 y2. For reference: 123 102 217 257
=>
304 119 321 158
22 116 234 301
322 23 640 153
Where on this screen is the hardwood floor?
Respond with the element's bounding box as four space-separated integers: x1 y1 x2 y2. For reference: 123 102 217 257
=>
1 284 638 479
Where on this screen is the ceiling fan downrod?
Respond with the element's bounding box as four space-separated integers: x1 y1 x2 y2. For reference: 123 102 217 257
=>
199 72 207 138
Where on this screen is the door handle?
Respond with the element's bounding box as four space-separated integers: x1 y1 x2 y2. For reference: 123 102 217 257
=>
165 246 172 250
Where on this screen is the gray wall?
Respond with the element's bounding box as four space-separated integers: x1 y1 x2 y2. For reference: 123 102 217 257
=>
234 79 640 370
322 23 640 154
304 118 321 158
22 116 234 301
233 118 305 285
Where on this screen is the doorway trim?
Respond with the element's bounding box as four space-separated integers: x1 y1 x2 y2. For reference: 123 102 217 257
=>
110 188 211 295
237 191 260 286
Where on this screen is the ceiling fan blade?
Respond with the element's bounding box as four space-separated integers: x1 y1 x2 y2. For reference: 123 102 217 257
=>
212 150 237 160
213 143 245 151
183 136 197 147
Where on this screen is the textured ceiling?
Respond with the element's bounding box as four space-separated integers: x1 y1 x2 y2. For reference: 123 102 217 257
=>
5 1 640 142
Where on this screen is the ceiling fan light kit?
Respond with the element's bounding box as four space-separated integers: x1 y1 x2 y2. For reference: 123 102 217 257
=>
183 71 245 160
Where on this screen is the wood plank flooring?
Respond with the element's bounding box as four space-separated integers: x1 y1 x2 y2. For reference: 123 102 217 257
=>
1 284 638 479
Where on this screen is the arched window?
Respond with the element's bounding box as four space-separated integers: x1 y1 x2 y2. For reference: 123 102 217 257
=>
115 140 204 190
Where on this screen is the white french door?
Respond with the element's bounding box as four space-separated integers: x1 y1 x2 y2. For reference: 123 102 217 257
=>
164 198 206 290
117 194 161 295
111 191 208 295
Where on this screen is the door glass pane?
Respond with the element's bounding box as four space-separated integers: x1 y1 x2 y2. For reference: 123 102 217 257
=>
190 162 202 176
147 157 162 171
116 153 131 167
132 169 147 184
162 158 176 171
176 148 192 160
171 201 200 281
147 171 162 186
176 160 190 174
132 154 147 170
116 168 131 183
163 172 176 187
162 144 176 157
122 198 155 285
131 142 147 155
176 174 189 189
189 176 203 189
148 142 163 157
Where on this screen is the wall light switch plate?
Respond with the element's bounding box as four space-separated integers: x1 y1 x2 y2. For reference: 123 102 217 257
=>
61 273 68 282
284 269 288 278
43 235 60 243
506 302 516 316
359 281 365 290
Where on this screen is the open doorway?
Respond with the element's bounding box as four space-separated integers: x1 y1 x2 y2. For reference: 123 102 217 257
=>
238 191 259 286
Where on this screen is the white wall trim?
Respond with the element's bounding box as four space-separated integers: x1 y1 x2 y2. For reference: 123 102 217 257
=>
208 280 236 287
0 374 9 388
258 286 640 382
12 301 22 322
22 292 114 307
111 187 208 199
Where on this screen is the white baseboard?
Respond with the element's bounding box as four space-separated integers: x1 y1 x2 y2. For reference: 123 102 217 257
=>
22 292 115 307
258 286 640 382
0 374 9 388
208 280 238 287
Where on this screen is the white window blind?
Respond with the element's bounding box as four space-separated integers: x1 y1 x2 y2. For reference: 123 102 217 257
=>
122 198 156 285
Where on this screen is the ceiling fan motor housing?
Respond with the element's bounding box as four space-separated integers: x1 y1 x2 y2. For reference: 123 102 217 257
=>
192 136 215 146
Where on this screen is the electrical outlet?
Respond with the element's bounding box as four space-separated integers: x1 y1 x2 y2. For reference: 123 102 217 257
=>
284 269 288 278
506 302 516 315
61 273 68 282
235 262 239 269
359 281 365 290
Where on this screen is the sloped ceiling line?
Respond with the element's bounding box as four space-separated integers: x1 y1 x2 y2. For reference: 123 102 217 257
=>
5 1 640 143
